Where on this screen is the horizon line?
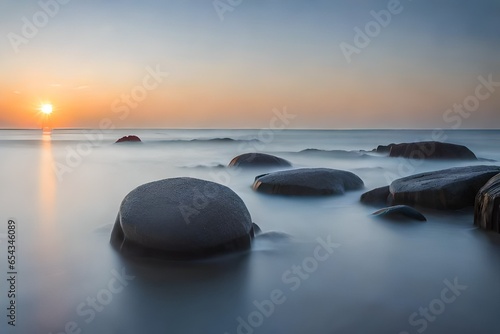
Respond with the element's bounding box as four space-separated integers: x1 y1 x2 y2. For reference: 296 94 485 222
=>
0 127 499 131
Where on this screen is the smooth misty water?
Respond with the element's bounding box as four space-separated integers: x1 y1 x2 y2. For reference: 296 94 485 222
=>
1 129 500 334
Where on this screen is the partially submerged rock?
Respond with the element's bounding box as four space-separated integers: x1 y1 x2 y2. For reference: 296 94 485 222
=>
474 173 500 233
389 165 500 209
253 168 364 196
374 141 476 160
375 144 393 154
371 205 427 221
228 153 292 168
111 177 254 260
360 186 390 206
115 135 142 143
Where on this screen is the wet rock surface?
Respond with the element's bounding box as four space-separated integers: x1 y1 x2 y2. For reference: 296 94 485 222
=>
474 173 500 233
228 153 292 168
253 168 364 196
374 141 477 160
111 177 254 260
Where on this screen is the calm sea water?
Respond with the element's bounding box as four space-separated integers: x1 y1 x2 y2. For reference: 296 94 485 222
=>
1 129 500 334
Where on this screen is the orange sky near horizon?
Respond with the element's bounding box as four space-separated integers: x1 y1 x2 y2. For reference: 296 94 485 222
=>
3 62 499 129
1 0 499 129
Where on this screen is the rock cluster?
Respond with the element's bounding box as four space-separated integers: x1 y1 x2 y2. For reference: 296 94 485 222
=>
361 165 500 210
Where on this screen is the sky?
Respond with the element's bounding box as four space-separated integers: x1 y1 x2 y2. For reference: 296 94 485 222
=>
0 0 499 129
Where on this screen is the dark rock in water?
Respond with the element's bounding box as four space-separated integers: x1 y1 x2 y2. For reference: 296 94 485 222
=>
374 141 476 160
389 165 500 210
115 135 142 143
182 163 226 169
253 168 364 196
228 153 292 168
360 186 391 206
375 144 394 154
371 205 427 221
110 177 254 260
474 173 500 233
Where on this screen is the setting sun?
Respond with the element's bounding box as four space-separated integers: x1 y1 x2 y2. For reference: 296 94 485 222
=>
41 104 53 115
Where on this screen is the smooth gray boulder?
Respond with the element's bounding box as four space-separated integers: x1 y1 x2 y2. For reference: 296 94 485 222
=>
371 205 427 221
389 165 500 209
474 173 500 233
360 186 391 206
253 168 364 196
374 141 476 160
111 177 254 260
229 153 291 168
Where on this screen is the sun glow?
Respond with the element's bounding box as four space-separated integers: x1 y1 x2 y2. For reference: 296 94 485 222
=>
41 104 53 115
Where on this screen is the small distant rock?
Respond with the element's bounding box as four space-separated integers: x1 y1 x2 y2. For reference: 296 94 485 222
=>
474 173 500 233
371 205 427 221
228 153 292 168
374 141 477 160
115 135 142 143
389 165 500 209
111 177 254 260
253 168 364 196
360 186 391 206
182 163 226 169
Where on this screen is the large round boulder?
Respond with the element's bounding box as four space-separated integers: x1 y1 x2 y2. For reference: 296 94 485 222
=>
228 153 291 168
252 168 364 196
110 177 254 260
389 165 500 209
374 141 476 160
474 173 500 233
